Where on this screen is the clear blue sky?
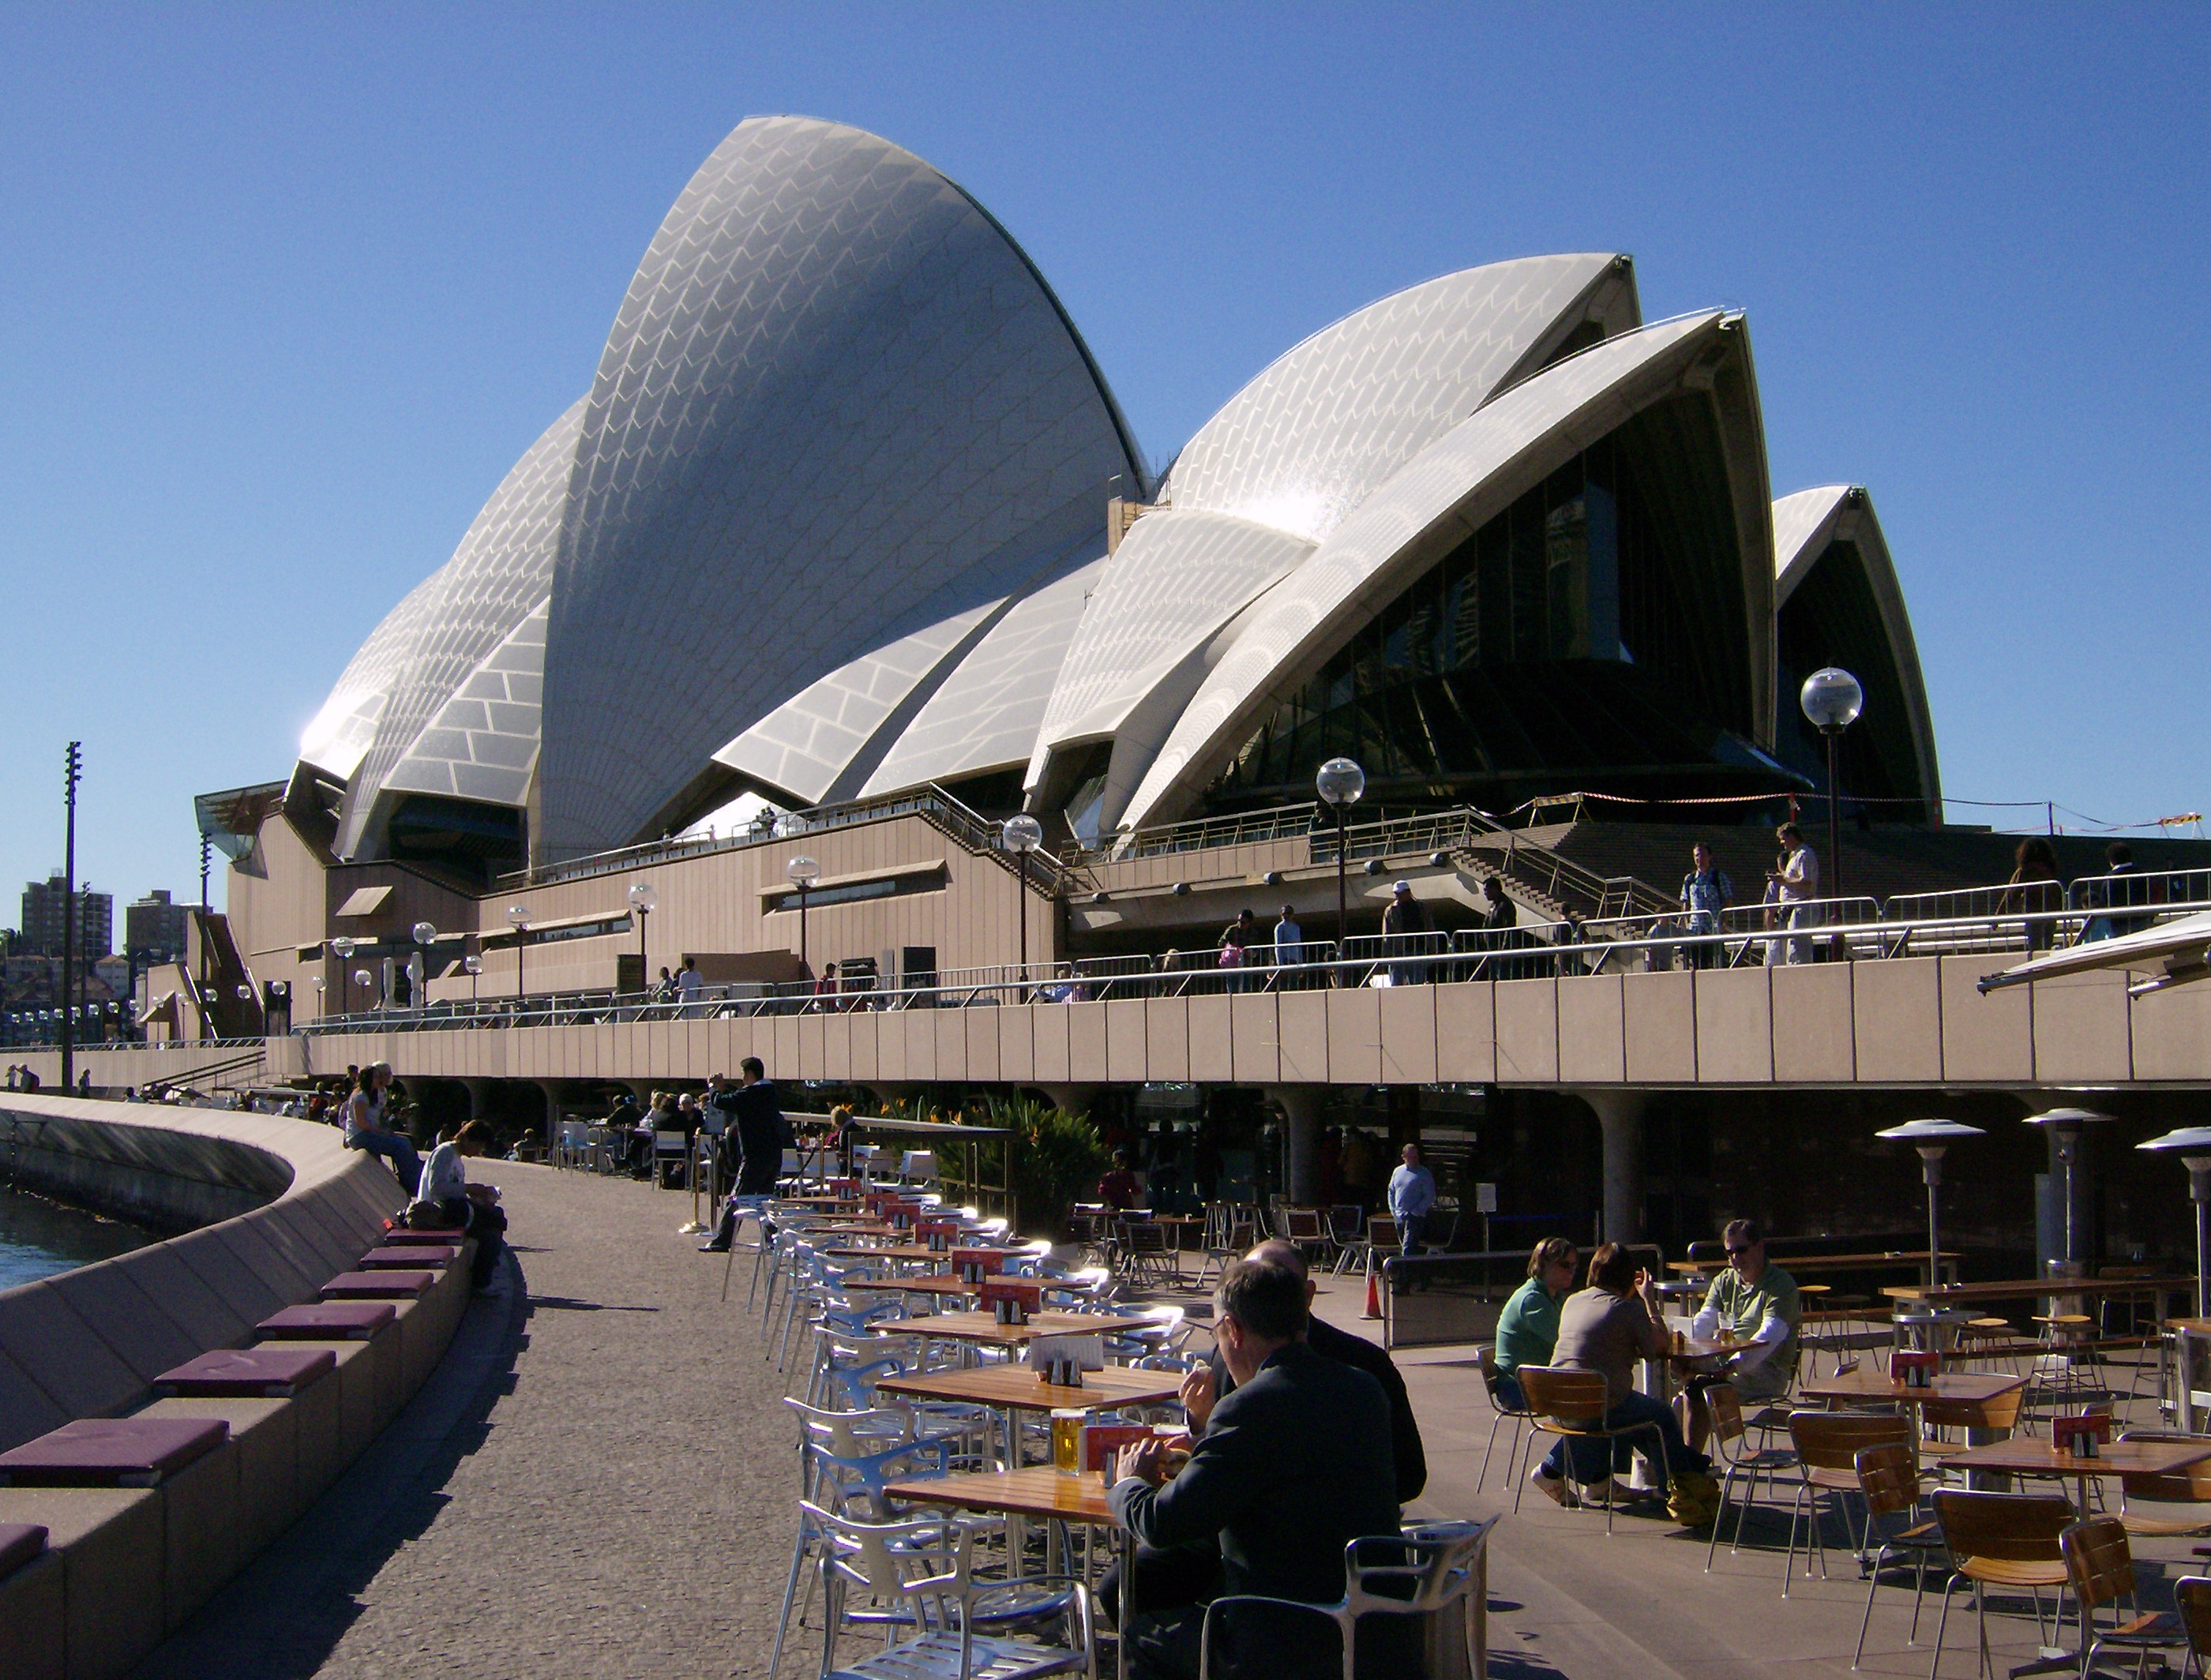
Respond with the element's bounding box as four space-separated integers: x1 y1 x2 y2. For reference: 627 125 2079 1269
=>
2 3 2204 916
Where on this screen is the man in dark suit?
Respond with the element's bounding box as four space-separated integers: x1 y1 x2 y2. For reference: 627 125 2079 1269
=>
1109 1258 1401 1680
1102 1238 1425 1621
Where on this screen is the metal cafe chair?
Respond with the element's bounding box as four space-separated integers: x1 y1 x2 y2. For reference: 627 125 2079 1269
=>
1515 1367 1667 1536
1198 1517 1498 1680
1927 1489 2074 1680
1702 1383 1801 1573
650 1127 689 1190
2060 1515 2187 1678
1475 1346 1538 1491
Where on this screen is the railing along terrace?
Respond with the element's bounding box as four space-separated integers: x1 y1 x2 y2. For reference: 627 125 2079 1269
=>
497 782 1081 895
291 880 2211 1037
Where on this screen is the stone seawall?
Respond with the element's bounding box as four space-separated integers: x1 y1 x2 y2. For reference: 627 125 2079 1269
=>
0 1097 404 1453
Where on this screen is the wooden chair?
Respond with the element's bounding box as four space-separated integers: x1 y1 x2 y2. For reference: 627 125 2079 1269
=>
1928 1490 2074 1679
1851 1441 1950 1671
1920 1385 2028 1458
2061 1515 2184 1677
1476 1346 1537 1491
1515 1367 1667 1536
1703 1382 1801 1573
2113 1429 2211 1539
1784 1412 1914 1597
2175 1575 2211 1678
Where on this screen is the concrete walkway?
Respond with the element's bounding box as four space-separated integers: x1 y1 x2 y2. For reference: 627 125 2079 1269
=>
131 1165 2200 1678
134 1160 798 1678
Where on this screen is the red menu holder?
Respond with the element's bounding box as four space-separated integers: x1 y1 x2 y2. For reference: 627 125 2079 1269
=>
1080 1423 1154 1473
952 1248 1006 1284
2053 1412 2112 1458
981 1278 1043 1325
918 1221 959 1253
1890 1350 1940 1389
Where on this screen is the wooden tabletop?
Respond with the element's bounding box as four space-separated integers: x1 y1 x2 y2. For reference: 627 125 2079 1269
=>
1669 1252 1956 1276
1798 1368 2027 1405
872 1311 1158 1344
886 1466 1114 1524
1884 1277 2193 1304
842 1275 982 1296
780 1196 861 1208
873 1364 1185 1412
2168 1318 2211 1334
822 1246 959 1262
1938 1438 2211 1479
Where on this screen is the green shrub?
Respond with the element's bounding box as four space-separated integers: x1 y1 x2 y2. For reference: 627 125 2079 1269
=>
980 1094 1108 1239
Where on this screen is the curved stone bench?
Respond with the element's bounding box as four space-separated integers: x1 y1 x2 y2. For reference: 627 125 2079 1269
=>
0 1097 484 1679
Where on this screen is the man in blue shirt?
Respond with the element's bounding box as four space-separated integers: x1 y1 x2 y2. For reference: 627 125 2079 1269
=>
1679 843 1732 969
1387 1142 1438 1292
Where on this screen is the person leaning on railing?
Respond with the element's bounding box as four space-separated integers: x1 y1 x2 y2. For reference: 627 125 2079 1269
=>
2000 836 2065 952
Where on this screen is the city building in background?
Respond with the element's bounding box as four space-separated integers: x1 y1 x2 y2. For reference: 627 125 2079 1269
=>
19 872 111 961
124 889 192 964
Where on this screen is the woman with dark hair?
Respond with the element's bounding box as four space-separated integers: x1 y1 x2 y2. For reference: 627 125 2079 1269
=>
343 1063 422 1194
2001 836 2065 951
1527 1242 1717 1521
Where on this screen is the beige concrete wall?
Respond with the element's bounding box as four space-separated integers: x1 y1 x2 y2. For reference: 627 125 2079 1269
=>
64 959 2199 1096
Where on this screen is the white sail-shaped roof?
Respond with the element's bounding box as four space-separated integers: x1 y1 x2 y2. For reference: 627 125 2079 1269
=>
1120 313 1755 829
536 116 1143 857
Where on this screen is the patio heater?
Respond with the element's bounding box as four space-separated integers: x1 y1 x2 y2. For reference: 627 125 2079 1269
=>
1316 757 1365 984
2024 1106 2115 1272
2138 1127 2211 1318
506 906 531 1004
329 936 357 1016
627 883 656 986
1876 1118 1986 1288
788 857 820 974
1001 815 1044 991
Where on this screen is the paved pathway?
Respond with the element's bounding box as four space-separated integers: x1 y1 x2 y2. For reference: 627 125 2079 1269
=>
137 1160 798 1679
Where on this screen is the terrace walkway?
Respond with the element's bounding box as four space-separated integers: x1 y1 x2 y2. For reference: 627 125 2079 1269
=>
125 1162 2194 1679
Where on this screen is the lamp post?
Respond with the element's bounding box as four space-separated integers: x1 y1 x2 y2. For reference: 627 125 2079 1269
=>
60 741 81 1094
329 936 357 1017
2024 1106 2115 1273
1001 815 1044 993
2139 1128 2211 1319
463 953 482 1003
410 921 437 1009
627 882 656 990
506 906 530 1006
1876 1119 1986 1288
352 969 374 1014
788 857 820 975
1316 758 1365 984
1799 668 1864 908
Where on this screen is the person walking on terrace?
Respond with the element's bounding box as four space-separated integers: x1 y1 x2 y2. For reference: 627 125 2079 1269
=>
1771 823 1820 964
2001 835 2065 951
343 1062 421 1194
1679 843 1733 969
698 1057 790 1251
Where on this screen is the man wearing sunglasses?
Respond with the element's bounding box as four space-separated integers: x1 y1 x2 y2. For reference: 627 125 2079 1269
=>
1681 1218 1801 1452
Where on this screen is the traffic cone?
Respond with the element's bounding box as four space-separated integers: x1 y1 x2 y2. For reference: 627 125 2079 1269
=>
1363 1256 1383 1319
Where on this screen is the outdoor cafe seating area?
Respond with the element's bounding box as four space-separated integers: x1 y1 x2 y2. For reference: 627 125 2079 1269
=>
1468 1231 2211 1678
725 1168 1494 1680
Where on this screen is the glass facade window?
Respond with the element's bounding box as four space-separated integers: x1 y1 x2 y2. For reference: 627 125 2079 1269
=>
1212 393 1774 812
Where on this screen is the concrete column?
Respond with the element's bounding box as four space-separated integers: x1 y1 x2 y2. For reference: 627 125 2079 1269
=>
1579 1090 1650 1248
1269 1086 1327 1206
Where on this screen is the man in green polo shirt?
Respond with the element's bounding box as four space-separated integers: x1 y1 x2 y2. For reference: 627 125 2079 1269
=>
1683 1218 1800 1452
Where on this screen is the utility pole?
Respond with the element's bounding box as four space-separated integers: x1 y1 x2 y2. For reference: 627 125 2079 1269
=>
61 742 81 1094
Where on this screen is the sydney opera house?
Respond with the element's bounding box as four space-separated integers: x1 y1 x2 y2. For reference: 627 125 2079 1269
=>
188 114 1961 1022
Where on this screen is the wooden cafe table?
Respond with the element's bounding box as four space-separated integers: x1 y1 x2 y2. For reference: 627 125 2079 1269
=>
873 1363 1184 1419
1938 1434 2211 1517
840 1273 984 1300
1796 1367 2026 1413
872 1311 1158 1349
887 1468 1132 1677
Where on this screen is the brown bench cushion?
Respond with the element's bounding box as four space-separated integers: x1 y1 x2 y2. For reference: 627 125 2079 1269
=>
320 1271 433 1299
0 1418 227 1487
155 1347 338 1397
255 1301 396 1339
